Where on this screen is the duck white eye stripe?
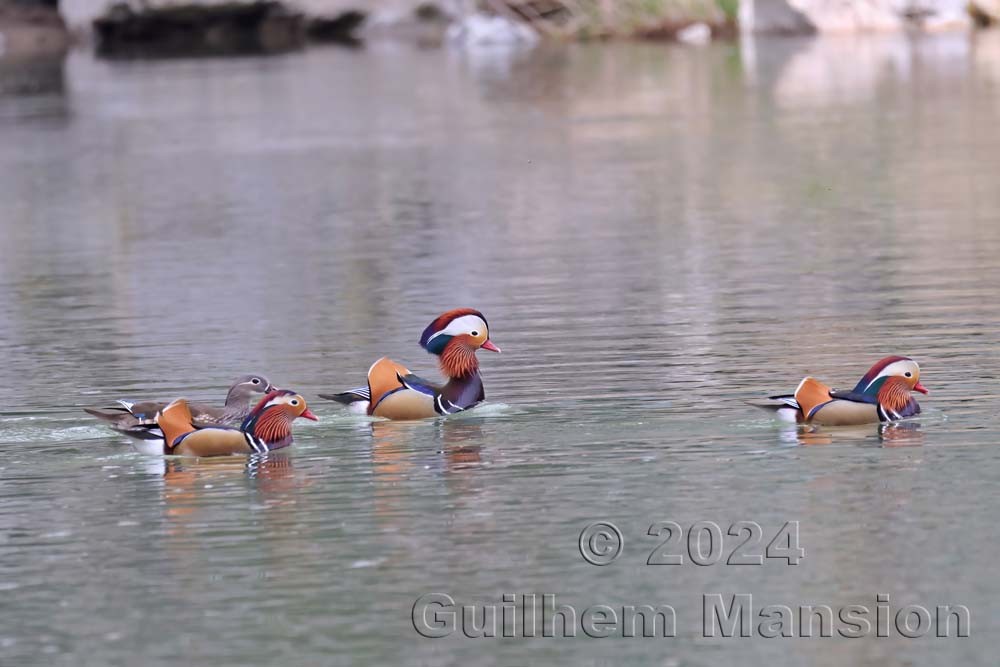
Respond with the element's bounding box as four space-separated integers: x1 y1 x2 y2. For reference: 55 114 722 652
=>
427 315 487 343
263 396 295 409
866 361 919 391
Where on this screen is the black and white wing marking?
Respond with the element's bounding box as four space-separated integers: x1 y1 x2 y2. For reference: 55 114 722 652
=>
319 386 372 414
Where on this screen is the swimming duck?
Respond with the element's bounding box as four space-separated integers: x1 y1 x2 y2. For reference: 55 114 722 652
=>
760 356 928 426
84 374 274 443
152 389 317 457
321 308 500 420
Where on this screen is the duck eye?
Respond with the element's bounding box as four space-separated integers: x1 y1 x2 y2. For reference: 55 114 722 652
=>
291 400 299 406
252 378 260 384
905 372 912 377
471 331 479 337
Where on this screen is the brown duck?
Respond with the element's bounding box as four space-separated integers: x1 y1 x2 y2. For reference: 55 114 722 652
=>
84 374 274 447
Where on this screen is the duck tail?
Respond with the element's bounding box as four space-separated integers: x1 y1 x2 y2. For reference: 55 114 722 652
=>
319 387 371 415
83 400 138 421
746 395 802 423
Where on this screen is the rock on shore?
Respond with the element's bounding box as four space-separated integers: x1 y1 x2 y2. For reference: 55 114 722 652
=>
93 1 304 56
740 0 975 33
0 1 70 59
22 0 1000 60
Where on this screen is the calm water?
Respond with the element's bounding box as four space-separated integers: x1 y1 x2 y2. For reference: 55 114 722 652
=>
2 34 1000 666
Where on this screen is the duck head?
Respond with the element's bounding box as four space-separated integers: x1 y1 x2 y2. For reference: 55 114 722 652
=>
419 308 500 378
226 374 276 408
852 356 928 397
243 389 318 444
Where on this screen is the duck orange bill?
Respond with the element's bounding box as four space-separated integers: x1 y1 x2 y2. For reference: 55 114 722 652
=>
914 383 929 394
301 409 319 421
481 340 501 353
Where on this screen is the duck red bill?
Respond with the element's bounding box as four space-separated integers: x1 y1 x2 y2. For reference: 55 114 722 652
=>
301 408 319 421
481 340 501 353
914 382 929 394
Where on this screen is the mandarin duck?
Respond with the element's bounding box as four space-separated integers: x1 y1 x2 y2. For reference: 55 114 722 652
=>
147 389 317 457
759 356 928 426
84 374 274 445
320 308 500 420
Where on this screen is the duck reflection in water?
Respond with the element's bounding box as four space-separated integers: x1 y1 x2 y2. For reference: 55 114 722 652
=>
878 420 924 447
369 420 488 554
369 420 485 520
432 420 484 466
161 455 301 520
779 421 923 447
153 454 308 588
370 420 484 475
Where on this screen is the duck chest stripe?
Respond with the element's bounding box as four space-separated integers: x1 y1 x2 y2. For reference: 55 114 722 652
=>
877 405 901 422
244 432 267 453
434 396 464 415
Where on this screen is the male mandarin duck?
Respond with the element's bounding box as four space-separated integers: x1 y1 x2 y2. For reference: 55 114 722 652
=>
150 389 318 457
84 374 275 442
320 308 500 420
760 356 928 426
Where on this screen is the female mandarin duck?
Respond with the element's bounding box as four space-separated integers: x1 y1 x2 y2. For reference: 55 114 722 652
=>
84 374 275 442
761 356 928 426
320 308 500 420
151 389 317 457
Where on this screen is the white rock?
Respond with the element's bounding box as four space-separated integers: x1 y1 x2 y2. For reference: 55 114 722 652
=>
739 0 815 33
789 0 902 32
740 0 974 33
909 0 972 31
446 12 539 48
677 22 712 45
